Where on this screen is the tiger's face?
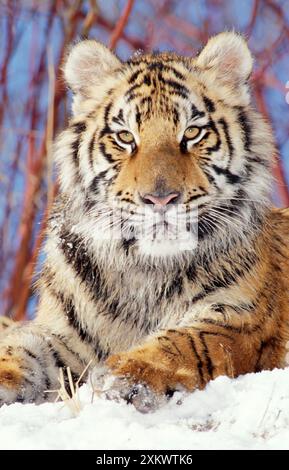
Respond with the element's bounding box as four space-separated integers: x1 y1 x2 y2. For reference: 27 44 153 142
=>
58 33 273 258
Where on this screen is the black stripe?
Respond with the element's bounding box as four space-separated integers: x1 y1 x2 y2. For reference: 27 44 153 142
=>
191 104 205 120
106 298 122 320
59 232 127 332
135 105 141 129
165 274 183 299
197 317 261 334
59 231 104 300
98 124 113 139
72 121 86 134
6 346 13 356
254 340 266 372
247 154 270 169
172 106 179 125
50 333 89 366
211 164 241 184
199 332 214 378
50 348 67 370
47 341 82 389
147 62 186 80
71 136 80 167
212 304 226 314
59 293 105 361
88 130 96 168
167 330 205 386
126 92 142 102
158 336 183 358
191 258 248 303
99 142 114 163
234 303 255 313
120 198 135 204
128 68 145 84
234 187 247 200
186 192 206 203
203 95 216 113
89 168 110 195
43 371 51 391
20 367 36 385
125 83 142 100
254 337 279 372
122 237 136 254
211 302 255 315
238 108 251 153
187 335 205 385
163 85 188 100
191 290 207 304
22 347 38 361
108 135 128 153
192 328 233 342
112 108 125 126
186 262 197 282
157 76 189 97
143 74 151 86
22 346 52 392
218 118 234 165
205 119 221 154
202 168 218 187
71 123 84 180
180 137 189 154
140 96 153 107
104 101 113 124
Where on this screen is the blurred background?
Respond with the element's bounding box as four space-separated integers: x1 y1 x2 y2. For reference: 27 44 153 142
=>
0 0 288 321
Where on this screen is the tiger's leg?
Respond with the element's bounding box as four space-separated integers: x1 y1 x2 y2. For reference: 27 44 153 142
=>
0 322 84 405
107 321 282 394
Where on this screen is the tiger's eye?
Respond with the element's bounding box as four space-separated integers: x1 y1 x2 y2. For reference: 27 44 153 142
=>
117 131 135 144
184 126 201 140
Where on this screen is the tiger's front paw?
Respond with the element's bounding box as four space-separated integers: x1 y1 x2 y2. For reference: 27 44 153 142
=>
106 341 197 395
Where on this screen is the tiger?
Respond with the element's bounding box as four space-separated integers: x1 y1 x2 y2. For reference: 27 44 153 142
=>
0 32 288 406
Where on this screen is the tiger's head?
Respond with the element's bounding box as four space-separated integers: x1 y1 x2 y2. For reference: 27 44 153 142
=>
56 32 274 260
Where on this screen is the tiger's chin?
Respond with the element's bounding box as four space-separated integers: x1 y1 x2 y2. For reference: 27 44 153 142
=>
136 236 198 258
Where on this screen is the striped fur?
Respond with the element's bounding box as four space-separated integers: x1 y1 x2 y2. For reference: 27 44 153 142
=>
0 32 288 404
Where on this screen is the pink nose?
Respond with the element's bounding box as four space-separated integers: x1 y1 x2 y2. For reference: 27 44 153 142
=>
142 192 180 206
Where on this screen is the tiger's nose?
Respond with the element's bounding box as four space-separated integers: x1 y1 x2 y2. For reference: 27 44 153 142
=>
141 192 181 207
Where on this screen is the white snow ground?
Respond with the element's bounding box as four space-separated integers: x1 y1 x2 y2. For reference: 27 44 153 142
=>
0 368 289 450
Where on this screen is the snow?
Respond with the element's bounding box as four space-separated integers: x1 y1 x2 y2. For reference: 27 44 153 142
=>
1 368 289 450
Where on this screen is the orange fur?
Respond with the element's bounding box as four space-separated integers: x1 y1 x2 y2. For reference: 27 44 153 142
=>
0 355 22 390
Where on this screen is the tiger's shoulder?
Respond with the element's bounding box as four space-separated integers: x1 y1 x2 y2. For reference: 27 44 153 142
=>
271 207 289 238
267 207 289 283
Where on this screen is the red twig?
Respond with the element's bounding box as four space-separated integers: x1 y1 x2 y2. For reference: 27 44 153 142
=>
246 0 260 38
109 0 135 50
14 183 58 321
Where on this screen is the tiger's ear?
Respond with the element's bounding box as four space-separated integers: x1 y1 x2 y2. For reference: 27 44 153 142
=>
63 40 121 113
195 32 253 105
